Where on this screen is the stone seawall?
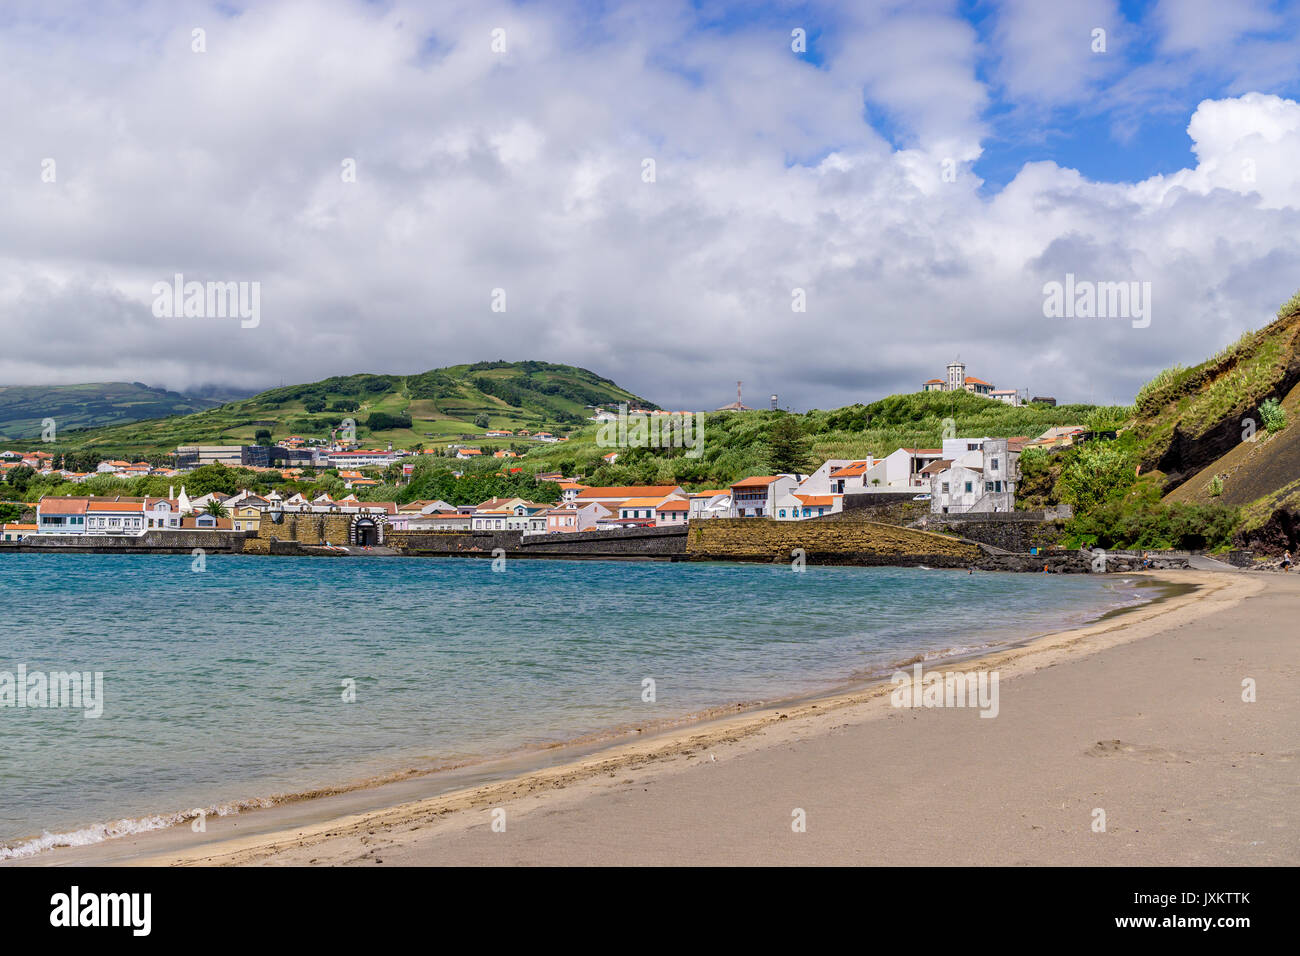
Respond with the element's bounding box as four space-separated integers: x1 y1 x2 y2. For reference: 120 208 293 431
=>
387 529 523 555
2 530 248 553
914 516 1069 553
390 525 688 558
837 493 931 524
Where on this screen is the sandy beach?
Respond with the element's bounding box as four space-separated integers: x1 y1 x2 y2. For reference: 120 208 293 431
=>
22 569 1299 867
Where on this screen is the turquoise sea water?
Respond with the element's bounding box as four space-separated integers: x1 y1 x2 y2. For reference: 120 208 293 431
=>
0 553 1146 855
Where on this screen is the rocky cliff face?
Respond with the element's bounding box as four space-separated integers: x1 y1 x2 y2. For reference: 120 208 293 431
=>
1138 309 1300 492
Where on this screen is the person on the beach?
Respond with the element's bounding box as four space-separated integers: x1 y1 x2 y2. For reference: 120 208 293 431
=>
1283 550 1293 572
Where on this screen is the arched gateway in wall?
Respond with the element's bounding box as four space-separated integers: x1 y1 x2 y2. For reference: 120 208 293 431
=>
349 513 387 546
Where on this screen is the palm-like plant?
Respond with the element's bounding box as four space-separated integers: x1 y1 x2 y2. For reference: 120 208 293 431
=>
203 499 229 518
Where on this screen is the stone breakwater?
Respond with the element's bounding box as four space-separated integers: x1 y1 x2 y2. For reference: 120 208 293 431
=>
684 518 981 565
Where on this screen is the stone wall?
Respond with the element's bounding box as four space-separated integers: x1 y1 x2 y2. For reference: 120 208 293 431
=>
520 525 686 556
837 493 931 524
914 516 1069 553
388 529 522 555
389 524 688 558
685 518 980 565
5 530 247 552
256 513 355 547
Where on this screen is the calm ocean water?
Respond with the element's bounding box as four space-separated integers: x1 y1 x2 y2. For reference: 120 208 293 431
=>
0 553 1146 855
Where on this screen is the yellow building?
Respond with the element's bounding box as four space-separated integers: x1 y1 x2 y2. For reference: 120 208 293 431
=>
229 504 264 534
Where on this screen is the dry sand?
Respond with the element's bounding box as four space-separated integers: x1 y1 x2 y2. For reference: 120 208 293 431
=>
36 570 1300 866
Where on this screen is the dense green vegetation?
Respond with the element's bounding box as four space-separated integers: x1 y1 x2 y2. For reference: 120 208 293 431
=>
1 362 653 461
523 391 1114 489
1030 288 1300 551
0 382 242 440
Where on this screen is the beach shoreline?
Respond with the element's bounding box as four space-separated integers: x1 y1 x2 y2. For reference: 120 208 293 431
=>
17 567 1292 867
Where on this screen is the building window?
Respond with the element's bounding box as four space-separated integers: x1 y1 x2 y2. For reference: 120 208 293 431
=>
964 482 972 493
990 458 999 471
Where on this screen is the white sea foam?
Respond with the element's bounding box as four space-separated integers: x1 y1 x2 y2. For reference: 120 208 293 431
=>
0 798 274 860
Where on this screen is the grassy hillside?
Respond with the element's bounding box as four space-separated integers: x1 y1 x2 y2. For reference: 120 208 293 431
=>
520 391 1115 489
0 382 234 440
1043 289 1300 554
1130 292 1300 488
11 361 655 459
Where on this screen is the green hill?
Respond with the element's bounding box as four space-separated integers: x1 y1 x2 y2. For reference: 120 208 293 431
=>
14 361 655 458
0 382 235 441
522 390 1113 489
1131 294 1300 490
1044 289 1300 555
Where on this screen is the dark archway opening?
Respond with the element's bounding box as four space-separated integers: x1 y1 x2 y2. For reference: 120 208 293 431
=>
355 519 379 546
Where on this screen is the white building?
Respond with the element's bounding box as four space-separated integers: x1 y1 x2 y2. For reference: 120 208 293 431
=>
920 359 996 397
687 490 731 519
729 475 799 517
774 493 843 520
794 460 853 496
875 448 945 489
327 449 403 468
929 438 1020 514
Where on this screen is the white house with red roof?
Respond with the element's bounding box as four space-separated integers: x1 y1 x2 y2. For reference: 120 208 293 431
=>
919 359 996 397
728 475 799 517
774 492 843 520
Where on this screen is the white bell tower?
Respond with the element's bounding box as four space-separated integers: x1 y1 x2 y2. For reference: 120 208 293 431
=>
946 357 965 391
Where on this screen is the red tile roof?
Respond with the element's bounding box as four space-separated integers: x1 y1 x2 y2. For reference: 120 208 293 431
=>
37 497 88 514
576 485 681 499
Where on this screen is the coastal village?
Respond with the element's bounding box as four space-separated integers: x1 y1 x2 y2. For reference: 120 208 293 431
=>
0 360 1090 544
1 426 1090 544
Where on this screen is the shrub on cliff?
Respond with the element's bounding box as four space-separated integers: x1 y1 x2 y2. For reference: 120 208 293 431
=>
1067 499 1239 550
1259 397 1288 434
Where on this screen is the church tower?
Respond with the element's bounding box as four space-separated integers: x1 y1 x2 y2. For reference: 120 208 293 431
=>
946 357 965 392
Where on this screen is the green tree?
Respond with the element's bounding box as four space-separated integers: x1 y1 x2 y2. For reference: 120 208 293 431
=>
1054 441 1137 513
765 414 812 474
203 499 229 518
474 413 491 428
5 464 35 495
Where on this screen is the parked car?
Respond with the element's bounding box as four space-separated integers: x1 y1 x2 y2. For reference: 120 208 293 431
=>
912 493 932 501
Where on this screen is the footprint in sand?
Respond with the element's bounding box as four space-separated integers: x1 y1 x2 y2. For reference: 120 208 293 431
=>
1085 739 1186 762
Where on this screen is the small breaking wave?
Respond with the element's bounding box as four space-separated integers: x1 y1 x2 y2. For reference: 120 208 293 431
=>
0 798 275 861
